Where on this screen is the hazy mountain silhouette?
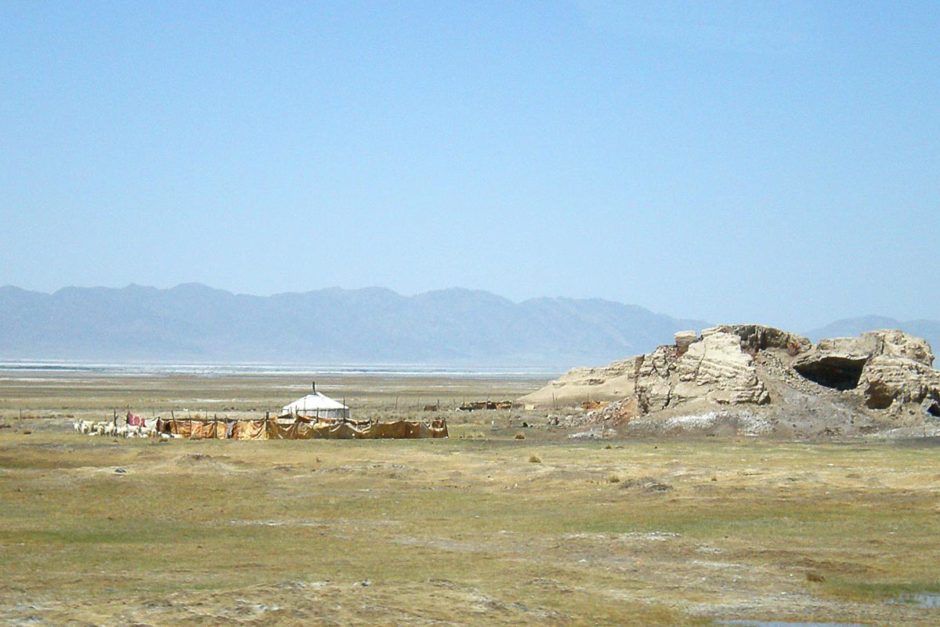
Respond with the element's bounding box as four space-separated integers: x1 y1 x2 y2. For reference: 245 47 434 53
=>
0 284 707 367
3 285 935 367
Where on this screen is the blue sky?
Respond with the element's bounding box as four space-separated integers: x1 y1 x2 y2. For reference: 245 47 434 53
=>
1 1 938 330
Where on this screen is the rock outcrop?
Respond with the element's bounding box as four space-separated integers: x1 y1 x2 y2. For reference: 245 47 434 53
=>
792 330 940 411
518 325 940 436
674 329 770 406
518 357 641 409
520 325 794 412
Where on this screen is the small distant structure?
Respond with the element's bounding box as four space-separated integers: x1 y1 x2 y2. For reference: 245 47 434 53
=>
282 382 349 420
458 400 513 411
102 379 447 440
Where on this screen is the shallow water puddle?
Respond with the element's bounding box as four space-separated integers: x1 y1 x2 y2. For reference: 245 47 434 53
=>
894 592 940 608
720 621 864 627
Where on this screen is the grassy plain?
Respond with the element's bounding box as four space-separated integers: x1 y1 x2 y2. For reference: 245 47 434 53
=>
1 372 939 624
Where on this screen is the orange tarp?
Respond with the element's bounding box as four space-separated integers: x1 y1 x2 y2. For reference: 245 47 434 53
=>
155 417 446 440
232 420 267 440
189 421 225 440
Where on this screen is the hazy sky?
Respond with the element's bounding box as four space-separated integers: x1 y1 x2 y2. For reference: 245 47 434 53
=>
1 1 938 330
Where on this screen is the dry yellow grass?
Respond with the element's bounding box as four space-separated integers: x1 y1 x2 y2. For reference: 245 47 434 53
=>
1 373 939 624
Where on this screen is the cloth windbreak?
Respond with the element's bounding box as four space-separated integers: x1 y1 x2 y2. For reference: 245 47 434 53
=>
153 417 447 440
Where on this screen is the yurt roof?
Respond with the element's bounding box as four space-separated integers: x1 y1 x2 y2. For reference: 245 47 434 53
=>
282 391 348 413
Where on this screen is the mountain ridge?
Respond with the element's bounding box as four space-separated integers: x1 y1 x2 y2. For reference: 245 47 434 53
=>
1 284 936 367
0 283 704 367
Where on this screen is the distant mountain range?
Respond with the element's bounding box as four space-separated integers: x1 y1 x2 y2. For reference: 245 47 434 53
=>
0 284 706 367
0 284 936 368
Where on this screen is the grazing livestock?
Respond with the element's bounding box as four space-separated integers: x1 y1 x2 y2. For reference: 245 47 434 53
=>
76 416 162 439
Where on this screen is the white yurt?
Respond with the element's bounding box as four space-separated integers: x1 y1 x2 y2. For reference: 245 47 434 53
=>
282 383 349 419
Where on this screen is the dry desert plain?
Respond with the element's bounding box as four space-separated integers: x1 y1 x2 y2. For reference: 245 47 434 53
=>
1 370 939 625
